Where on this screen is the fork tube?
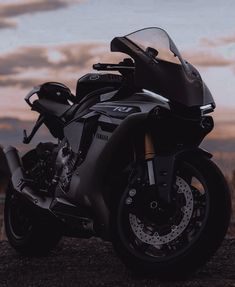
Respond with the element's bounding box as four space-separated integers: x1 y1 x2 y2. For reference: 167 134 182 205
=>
145 133 156 186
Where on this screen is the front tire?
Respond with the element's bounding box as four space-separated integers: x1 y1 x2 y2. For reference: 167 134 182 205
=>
111 156 231 278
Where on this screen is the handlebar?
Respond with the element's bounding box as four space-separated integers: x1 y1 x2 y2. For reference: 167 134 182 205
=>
93 62 135 72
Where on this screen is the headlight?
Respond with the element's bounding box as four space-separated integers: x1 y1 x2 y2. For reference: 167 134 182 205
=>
200 104 214 115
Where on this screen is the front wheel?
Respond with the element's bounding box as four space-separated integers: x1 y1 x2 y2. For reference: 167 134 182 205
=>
111 156 231 278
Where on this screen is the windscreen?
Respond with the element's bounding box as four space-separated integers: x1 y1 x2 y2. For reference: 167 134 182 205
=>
125 28 183 66
111 27 215 107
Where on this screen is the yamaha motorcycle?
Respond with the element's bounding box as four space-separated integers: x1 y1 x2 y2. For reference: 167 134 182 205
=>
4 28 231 278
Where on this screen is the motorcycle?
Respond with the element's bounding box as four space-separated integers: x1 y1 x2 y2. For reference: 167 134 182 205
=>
4 27 231 278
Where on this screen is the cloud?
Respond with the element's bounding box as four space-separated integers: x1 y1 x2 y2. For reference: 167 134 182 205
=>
201 34 235 47
0 123 13 131
0 0 83 29
0 1 68 18
182 50 232 67
0 42 123 91
0 18 16 29
0 47 49 75
0 78 43 89
0 42 122 73
0 43 97 76
194 32 235 70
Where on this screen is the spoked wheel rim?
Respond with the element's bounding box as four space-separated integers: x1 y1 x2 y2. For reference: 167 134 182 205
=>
117 161 210 262
8 194 33 240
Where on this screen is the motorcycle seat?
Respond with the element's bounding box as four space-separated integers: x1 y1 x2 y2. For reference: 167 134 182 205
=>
32 86 119 122
32 98 78 121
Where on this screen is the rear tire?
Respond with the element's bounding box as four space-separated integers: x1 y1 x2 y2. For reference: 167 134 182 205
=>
111 156 231 279
4 184 62 256
4 148 62 256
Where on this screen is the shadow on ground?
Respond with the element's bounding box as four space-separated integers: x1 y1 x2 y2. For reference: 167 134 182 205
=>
0 238 234 287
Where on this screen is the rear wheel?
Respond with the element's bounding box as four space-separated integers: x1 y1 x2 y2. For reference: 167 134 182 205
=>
4 148 62 256
111 156 231 278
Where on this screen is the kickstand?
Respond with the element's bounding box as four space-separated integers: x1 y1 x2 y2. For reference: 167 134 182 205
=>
23 115 45 144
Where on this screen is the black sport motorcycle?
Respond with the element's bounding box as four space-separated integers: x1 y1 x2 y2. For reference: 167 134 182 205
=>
4 27 231 278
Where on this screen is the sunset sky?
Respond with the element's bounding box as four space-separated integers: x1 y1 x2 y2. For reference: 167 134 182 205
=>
0 0 235 119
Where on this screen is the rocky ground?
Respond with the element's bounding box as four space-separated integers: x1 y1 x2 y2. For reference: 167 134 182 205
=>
0 237 234 287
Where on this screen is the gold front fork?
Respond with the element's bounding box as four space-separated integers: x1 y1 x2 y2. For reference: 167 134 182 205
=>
145 133 155 160
145 133 156 185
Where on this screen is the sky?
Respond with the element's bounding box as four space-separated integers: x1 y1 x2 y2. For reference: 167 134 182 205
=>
0 0 235 119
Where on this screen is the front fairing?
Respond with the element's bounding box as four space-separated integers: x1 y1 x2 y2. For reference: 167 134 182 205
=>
111 27 215 108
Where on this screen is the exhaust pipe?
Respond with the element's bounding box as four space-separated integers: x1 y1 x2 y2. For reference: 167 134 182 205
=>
4 146 52 210
4 146 94 235
4 146 22 174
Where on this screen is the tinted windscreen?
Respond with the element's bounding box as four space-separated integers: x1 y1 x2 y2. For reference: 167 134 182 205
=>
125 28 182 65
111 27 215 107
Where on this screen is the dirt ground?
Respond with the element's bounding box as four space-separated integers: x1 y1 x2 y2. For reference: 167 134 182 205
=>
0 237 234 287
